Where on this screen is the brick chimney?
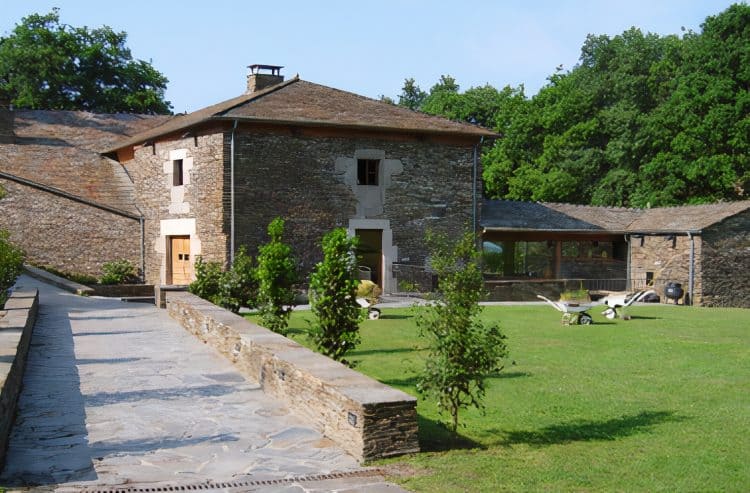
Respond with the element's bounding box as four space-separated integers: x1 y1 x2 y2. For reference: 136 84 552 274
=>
0 97 14 144
246 64 284 93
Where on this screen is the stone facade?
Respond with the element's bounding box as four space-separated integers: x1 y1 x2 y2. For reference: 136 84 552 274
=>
0 180 140 278
166 291 419 461
123 131 228 285
701 210 750 308
126 124 477 290
231 129 476 289
629 234 703 304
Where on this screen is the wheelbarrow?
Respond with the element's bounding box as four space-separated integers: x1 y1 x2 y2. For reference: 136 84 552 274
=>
537 294 595 325
599 289 656 320
357 279 382 320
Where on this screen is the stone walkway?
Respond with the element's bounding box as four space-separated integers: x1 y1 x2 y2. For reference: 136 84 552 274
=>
1 275 405 492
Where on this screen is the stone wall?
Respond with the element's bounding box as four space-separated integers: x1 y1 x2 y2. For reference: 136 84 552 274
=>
166 291 419 462
0 288 38 469
0 180 140 278
629 234 703 305
124 131 228 284
701 210 750 308
231 130 476 280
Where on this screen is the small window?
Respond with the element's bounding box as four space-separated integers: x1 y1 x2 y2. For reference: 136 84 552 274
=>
173 159 184 186
357 159 379 186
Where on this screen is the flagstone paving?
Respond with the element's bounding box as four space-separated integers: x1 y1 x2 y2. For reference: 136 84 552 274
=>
0 275 405 492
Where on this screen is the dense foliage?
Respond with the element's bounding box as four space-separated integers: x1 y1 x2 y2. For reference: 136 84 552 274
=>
99 259 138 285
397 4 750 207
417 231 508 432
0 9 172 114
255 218 298 335
189 246 256 313
0 230 24 306
308 228 364 366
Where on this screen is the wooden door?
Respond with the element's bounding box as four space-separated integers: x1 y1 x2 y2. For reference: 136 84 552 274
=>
170 236 191 285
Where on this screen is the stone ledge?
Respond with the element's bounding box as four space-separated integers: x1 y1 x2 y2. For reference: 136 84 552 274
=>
0 287 39 469
23 265 94 296
166 291 419 462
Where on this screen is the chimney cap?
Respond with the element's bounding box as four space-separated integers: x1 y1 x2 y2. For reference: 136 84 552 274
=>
248 64 283 76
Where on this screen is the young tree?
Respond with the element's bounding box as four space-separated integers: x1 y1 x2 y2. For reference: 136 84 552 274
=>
417 230 508 432
308 228 364 366
0 9 172 114
255 217 298 335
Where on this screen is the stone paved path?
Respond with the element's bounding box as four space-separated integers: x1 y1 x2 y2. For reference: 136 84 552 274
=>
1 275 405 492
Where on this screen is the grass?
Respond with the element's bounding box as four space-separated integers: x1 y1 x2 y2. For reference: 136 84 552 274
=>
248 304 750 492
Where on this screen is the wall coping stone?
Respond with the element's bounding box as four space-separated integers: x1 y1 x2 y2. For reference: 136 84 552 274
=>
0 287 39 469
23 265 94 296
166 291 419 461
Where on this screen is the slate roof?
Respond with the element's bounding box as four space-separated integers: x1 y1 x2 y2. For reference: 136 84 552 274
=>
481 199 750 234
0 110 170 215
106 77 497 152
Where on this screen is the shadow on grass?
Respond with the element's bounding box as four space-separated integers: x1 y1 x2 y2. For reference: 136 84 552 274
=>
381 375 420 387
496 410 687 446
376 314 412 320
351 347 423 356
418 414 485 452
490 370 532 379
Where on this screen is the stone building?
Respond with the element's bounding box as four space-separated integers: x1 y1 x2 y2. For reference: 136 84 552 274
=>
481 199 750 307
0 107 169 277
1 67 494 291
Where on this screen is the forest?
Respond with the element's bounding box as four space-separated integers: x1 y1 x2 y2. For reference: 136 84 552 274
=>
391 4 749 207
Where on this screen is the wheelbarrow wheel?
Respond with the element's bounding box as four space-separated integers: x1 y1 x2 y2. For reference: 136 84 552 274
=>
579 313 593 325
368 308 381 320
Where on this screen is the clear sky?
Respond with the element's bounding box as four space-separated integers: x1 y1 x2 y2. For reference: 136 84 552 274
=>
1 0 740 113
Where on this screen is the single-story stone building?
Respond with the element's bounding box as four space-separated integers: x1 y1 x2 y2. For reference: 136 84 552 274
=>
0 66 495 293
481 199 750 307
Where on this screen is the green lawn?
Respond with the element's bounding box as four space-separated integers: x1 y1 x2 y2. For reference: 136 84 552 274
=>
251 304 750 492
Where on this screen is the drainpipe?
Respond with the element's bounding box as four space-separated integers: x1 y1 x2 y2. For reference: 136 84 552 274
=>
472 137 483 241
140 216 145 283
625 234 631 291
230 120 238 264
687 231 695 306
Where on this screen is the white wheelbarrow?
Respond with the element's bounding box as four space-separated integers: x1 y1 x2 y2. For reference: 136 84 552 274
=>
599 289 656 320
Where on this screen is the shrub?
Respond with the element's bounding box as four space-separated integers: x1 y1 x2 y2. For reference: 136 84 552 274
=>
256 218 298 335
189 247 257 314
100 259 138 285
309 228 364 366
417 230 508 432
220 246 258 313
0 230 24 305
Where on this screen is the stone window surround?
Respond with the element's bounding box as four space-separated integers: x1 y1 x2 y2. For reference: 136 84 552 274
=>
158 218 202 285
164 149 193 214
347 218 397 294
335 149 403 218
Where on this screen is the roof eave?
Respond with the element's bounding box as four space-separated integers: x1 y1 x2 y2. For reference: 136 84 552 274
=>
212 115 499 139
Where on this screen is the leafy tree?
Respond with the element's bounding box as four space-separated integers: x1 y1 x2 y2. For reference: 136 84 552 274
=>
308 228 364 366
397 77 427 110
0 8 172 114
417 230 508 432
482 3 750 206
255 217 298 335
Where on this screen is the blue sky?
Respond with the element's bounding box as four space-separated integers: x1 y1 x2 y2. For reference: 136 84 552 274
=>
1 1 739 113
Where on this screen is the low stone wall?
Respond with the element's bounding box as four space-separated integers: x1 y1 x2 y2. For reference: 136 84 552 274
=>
0 288 39 469
166 291 419 462
23 265 94 296
90 284 155 298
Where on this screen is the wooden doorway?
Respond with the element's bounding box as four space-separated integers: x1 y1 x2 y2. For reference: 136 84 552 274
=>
355 229 382 287
169 236 191 285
